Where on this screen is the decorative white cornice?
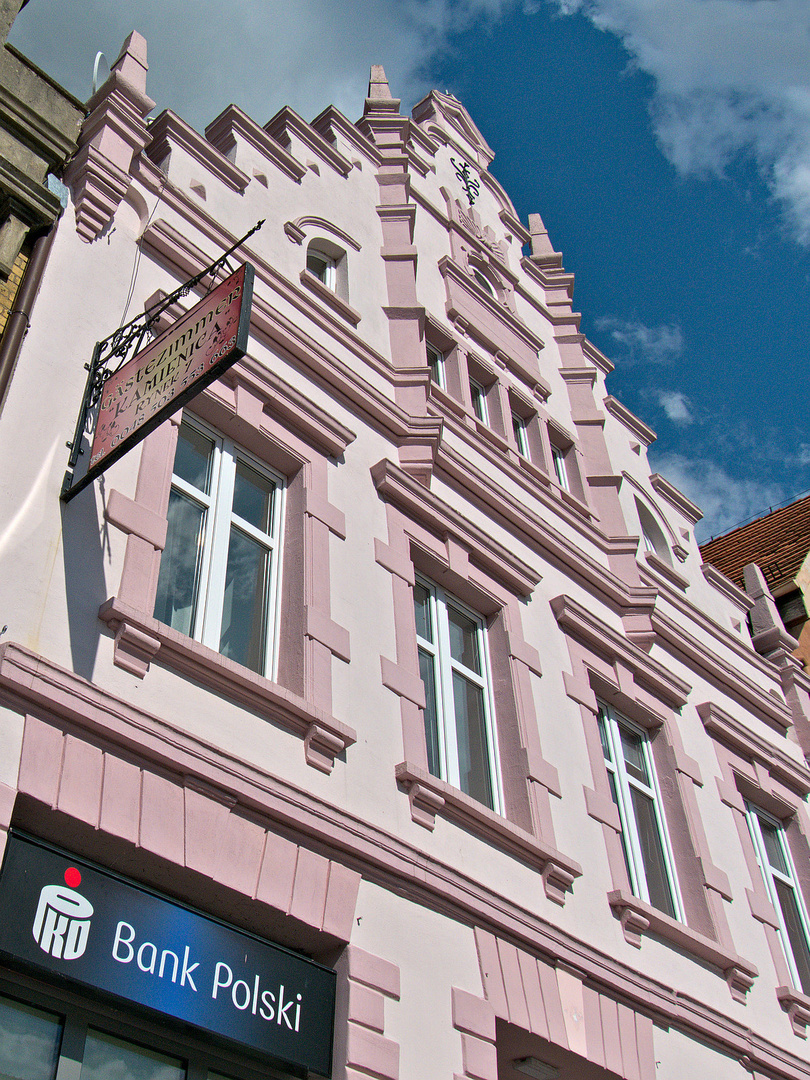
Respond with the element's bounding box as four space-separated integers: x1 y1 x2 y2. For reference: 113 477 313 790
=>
371 457 540 597
204 104 306 183
146 109 250 192
604 395 657 447
651 472 703 525
697 701 810 796
551 593 692 707
310 105 382 167
264 106 353 177
651 608 792 731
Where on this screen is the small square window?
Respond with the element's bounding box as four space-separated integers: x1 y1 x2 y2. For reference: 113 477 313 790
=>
414 577 502 812
306 249 336 290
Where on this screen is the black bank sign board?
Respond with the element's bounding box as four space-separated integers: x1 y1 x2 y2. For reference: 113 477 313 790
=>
0 836 335 1077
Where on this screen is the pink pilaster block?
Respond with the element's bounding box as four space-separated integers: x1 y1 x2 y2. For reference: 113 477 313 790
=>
289 846 329 928
536 958 567 1050
461 1033 498 1080
473 928 508 1019
582 985 605 1069
0 781 16 830
139 771 185 866
497 939 530 1030
517 950 549 1040
255 829 298 912
184 786 230 879
348 981 386 1032
217 812 266 898
635 1012 656 1080
347 946 401 999
451 987 495 1041
99 753 141 844
18 716 62 805
599 995 623 1078
618 1003 641 1080
57 735 103 826
322 861 362 942
346 1023 399 1080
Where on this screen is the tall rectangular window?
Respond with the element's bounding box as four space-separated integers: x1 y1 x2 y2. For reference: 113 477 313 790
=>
746 804 810 994
469 377 488 423
598 702 683 919
154 417 285 677
551 444 570 491
512 412 530 457
413 578 501 812
426 342 446 388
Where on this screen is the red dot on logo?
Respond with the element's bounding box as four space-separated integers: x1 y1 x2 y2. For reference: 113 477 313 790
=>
64 867 81 888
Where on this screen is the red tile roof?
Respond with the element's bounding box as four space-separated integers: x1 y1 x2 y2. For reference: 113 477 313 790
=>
699 493 810 593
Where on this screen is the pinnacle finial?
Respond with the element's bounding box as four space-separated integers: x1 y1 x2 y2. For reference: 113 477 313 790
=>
368 65 393 101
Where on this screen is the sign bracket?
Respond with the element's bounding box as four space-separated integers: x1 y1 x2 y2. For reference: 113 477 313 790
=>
61 220 264 502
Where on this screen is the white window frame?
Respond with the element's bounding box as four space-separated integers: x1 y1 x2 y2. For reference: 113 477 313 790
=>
155 416 285 680
746 803 810 994
414 577 503 814
306 247 337 291
550 444 570 492
598 702 684 920
469 377 488 423
426 342 446 389
512 411 530 457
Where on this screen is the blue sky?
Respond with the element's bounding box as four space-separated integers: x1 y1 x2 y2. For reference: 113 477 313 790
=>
11 0 810 540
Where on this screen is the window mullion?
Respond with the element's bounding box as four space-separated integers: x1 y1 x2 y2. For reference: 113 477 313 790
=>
199 438 231 651
434 589 457 787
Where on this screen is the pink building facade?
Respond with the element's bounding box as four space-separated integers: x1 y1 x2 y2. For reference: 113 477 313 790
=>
1 31 810 1080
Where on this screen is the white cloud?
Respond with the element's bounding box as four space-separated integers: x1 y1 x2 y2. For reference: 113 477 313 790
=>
799 444 810 466
656 390 693 424
650 452 783 541
595 317 684 365
551 0 810 244
8 0 515 132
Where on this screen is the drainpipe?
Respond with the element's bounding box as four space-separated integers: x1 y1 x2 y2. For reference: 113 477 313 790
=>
0 222 57 415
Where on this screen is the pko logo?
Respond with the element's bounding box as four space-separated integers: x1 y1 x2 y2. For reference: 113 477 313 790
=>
32 867 93 960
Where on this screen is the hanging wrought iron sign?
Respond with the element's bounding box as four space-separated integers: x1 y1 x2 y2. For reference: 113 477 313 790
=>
450 157 480 206
61 221 263 502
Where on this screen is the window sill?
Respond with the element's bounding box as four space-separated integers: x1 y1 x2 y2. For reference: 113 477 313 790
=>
608 890 757 1001
300 269 361 325
777 985 810 1038
98 597 356 773
395 761 581 905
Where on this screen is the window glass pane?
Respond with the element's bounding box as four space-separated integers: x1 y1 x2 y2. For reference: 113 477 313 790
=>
307 251 331 283
80 1030 184 1080
413 583 432 642
473 269 494 295
0 994 62 1080
630 787 676 918
775 879 810 995
154 490 206 636
219 528 269 673
619 725 650 786
419 648 441 777
232 459 274 533
174 424 214 492
452 672 494 809
597 709 612 762
447 606 480 673
759 816 790 876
